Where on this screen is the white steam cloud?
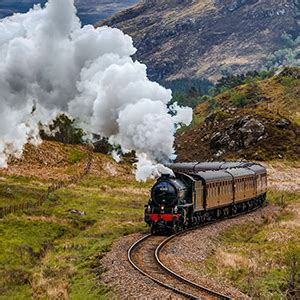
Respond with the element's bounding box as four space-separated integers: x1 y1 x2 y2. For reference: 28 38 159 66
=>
0 0 192 180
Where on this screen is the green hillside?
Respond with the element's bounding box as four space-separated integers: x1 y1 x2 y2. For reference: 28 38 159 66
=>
0 142 150 299
176 67 300 162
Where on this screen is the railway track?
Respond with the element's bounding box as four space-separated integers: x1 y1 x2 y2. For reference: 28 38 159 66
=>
128 203 267 299
128 233 230 299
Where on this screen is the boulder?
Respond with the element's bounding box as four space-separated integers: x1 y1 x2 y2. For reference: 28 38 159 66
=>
68 209 86 216
275 118 291 129
238 118 265 147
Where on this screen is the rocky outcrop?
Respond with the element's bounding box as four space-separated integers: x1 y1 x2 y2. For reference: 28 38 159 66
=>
177 109 299 161
209 115 266 154
280 67 300 79
102 0 298 81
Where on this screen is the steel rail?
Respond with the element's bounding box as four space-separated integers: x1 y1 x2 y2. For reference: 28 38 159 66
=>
128 234 201 299
128 201 267 299
155 233 231 299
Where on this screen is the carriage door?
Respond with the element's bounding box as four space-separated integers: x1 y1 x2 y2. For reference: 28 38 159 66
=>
193 181 204 211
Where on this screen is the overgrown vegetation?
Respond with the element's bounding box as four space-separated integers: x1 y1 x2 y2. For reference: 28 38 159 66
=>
266 32 300 69
161 78 214 108
0 177 48 207
176 67 300 162
165 70 276 111
214 70 275 94
0 167 151 299
67 148 87 165
191 191 300 299
40 114 84 145
161 78 213 95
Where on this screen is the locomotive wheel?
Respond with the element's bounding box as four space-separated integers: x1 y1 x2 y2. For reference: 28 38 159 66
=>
172 224 179 234
151 224 156 235
192 216 197 226
232 205 238 215
196 215 201 224
216 209 222 219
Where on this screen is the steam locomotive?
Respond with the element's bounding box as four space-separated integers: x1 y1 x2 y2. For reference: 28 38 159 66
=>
144 162 267 234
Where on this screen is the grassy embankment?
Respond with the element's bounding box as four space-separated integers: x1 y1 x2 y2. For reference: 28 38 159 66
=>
190 190 300 299
0 143 151 299
176 67 300 162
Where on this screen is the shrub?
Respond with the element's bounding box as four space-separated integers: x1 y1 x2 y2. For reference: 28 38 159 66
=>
40 114 84 144
231 92 249 107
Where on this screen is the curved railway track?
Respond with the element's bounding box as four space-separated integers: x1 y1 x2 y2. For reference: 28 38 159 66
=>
128 203 267 299
128 233 229 299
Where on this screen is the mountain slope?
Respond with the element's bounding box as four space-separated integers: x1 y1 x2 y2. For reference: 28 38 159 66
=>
175 67 300 161
102 0 299 81
0 0 139 25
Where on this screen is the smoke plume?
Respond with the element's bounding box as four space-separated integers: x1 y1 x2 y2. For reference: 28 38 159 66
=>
0 0 192 180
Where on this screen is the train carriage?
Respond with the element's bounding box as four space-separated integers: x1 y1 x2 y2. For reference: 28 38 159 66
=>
248 164 268 195
145 161 267 234
226 168 256 203
193 170 233 210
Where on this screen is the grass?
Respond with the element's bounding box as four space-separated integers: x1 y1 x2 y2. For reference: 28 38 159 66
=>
176 68 300 162
267 190 299 203
190 190 300 299
67 149 88 165
0 174 151 299
0 218 69 299
0 177 48 207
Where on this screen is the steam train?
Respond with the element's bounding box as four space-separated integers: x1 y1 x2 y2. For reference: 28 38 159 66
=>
144 162 267 234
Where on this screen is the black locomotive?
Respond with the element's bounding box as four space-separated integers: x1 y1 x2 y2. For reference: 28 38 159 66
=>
145 162 267 234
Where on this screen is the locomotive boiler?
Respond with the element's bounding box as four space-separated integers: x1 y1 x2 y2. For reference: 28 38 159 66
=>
144 161 267 234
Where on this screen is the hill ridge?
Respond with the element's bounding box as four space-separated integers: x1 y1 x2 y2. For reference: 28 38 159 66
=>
175 67 300 161
102 0 299 81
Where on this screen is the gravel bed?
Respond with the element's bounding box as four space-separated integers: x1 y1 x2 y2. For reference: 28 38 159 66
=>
101 205 279 299
101 232 183 299
160 204 279 300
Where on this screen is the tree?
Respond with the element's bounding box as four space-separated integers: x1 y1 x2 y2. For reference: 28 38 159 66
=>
40 114 84 144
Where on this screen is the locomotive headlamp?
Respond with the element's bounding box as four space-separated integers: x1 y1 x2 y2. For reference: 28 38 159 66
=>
160 205 165 211
147 205 151 213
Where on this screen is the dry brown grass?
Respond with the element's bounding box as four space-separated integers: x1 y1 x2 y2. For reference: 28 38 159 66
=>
262 161 300 192
32 270 71 300
216 250 257 271
0 140 134 182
